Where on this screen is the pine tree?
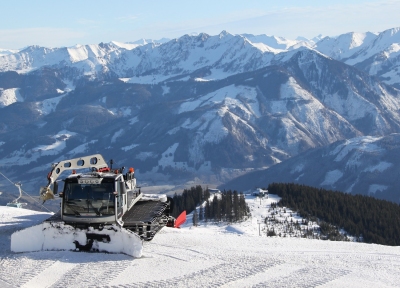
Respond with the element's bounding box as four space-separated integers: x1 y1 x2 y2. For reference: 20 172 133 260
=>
199 206 204 221
212 195 218 220
233 190 239 222
205 200 211 222
193 209 199 226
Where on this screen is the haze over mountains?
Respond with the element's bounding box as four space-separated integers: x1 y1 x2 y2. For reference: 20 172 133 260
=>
1 27 400 204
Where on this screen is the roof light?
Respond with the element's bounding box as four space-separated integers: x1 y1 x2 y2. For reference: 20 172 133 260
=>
129 167 134 173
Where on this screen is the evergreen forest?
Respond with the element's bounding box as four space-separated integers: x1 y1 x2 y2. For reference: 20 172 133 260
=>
268 183 400 246
171 186 250 224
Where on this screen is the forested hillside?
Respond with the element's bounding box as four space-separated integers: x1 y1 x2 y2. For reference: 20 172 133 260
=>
268 183 400 245
171 186 249 223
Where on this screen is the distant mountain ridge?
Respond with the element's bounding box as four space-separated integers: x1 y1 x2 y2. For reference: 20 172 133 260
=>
1 27 399 86
0 48 19 57
314 32 377 61
0 27 400 203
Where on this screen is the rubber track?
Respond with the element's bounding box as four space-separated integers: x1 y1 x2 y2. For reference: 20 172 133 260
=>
122 201 168 224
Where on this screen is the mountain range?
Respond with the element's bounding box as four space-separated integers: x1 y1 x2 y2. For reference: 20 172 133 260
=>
1 27 400 204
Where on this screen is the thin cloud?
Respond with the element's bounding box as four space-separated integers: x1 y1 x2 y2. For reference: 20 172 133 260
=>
0 28 86 49
1 0 400 48
157 0 400 39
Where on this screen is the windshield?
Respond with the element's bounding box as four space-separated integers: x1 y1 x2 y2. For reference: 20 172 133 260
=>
63 182 115 216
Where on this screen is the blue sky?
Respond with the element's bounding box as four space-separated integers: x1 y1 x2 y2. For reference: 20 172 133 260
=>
0 0 399 49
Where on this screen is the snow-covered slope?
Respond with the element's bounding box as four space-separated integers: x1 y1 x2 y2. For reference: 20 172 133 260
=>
109 38 171 50
348 27 400 88
0 44 118 75
1 202 399 287
240 33 304 52
128 38 171 45
345 27 400 65
0 88 23 107
314 32 377 60
0 48 19 56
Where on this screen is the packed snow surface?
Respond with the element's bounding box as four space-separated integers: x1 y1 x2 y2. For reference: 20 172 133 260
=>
1 195 400 287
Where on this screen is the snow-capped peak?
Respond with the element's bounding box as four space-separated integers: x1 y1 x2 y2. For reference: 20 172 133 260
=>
314 32 377 60
0 48 19 56
219 30 232 38
345 27 400 65
110 41 142 50
241 33 300 51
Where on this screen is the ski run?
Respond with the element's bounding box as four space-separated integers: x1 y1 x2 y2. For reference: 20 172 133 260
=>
1 191 399 287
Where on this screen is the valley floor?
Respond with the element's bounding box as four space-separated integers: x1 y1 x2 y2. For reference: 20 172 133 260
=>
1 205 400 287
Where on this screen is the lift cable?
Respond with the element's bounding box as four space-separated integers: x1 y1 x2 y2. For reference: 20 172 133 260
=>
0 171 53 213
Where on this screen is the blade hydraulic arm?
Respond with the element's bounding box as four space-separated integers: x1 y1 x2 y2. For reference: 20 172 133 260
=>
40 154 108 202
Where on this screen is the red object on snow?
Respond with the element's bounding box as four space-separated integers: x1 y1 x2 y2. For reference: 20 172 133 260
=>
174 211 186 228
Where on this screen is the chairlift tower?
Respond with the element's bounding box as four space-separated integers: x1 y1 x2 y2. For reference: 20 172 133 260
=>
6 182 27 208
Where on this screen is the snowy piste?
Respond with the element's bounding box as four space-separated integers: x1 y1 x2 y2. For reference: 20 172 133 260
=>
2 199 400 287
